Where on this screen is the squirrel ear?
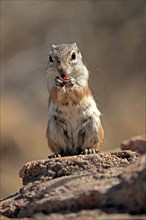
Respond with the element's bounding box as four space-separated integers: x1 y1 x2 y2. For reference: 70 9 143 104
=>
73 42 77 47
51 44 57 49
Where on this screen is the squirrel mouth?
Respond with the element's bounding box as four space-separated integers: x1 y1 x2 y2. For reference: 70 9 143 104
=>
61 73 66 78
60 71 70 77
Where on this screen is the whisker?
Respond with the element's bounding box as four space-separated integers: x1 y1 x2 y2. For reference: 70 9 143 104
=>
84 61 106 76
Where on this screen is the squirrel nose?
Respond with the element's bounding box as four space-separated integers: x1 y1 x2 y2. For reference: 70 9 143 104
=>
58 67 66 77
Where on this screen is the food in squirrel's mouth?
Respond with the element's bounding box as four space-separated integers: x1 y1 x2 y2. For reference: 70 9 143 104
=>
62 75 70 81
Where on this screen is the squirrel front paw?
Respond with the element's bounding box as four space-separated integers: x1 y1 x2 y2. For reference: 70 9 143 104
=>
65 77 76 87
55 76 64 87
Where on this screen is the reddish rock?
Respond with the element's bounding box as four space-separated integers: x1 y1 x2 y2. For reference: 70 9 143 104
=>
121 135 146 154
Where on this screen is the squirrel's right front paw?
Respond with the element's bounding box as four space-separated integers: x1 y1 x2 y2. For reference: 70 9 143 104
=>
55 76 64 87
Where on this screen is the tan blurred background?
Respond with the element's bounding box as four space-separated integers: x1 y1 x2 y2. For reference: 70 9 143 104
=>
0 1 145 198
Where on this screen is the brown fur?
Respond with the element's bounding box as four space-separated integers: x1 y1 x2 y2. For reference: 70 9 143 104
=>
46 126 58 154
71 86 92 100
93 120 104 149
50 86 92 105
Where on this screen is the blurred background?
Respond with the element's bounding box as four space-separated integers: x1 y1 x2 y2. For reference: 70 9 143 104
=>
1 1 145 198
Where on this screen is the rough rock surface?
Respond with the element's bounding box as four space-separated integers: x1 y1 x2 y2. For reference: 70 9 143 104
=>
121 135 146 154
19 151 138 185
1 151 146 219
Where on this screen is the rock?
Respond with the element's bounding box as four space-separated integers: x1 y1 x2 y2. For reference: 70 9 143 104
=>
1 211 146 220
121 135 146 154
0 151 146 219
19 151 138 185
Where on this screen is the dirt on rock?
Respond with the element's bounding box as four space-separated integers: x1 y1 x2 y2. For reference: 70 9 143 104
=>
0 149 146 219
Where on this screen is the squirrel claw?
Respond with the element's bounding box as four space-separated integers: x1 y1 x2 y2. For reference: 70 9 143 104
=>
55 76 64 87
65 77 76 87
48 154 62 158
80 149 99 155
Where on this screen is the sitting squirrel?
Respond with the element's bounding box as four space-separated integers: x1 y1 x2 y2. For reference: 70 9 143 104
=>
46 43 104 157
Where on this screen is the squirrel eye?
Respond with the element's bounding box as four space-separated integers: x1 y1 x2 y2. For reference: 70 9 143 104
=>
71 52 76 60
49 55 53 62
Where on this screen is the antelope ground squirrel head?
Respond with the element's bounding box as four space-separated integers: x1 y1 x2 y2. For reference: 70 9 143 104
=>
48 43 83 77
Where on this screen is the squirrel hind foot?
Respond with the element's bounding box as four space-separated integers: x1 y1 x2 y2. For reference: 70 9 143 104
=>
80 148 99 155
48 154 62 159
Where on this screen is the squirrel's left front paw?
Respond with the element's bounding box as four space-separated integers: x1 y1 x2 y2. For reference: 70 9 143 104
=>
65 77 76 87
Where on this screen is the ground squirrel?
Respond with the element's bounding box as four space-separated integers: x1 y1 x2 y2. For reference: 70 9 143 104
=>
46 43 104 157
